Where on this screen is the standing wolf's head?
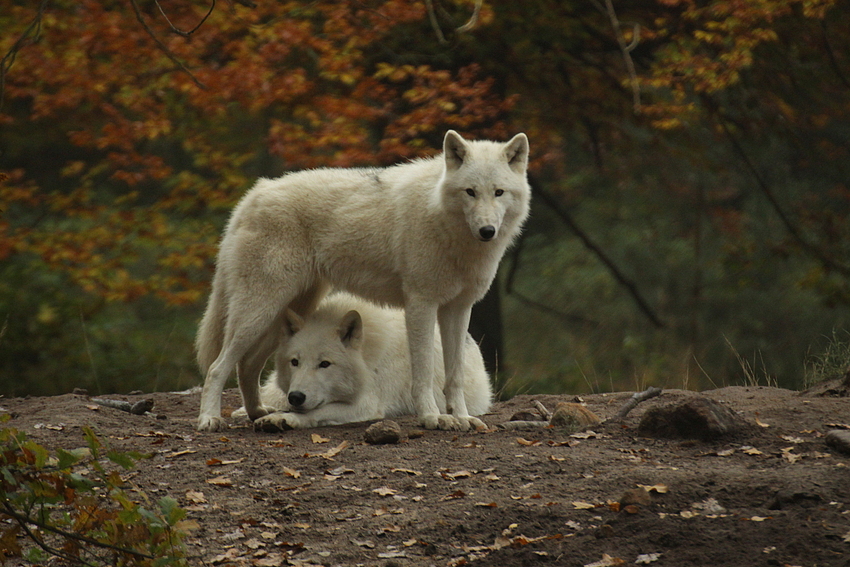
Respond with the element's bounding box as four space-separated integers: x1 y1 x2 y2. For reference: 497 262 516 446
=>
439 130 531 244
275 308 368 412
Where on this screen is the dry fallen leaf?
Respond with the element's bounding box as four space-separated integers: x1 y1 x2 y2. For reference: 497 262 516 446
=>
572 501 597 510
283 467 301 479
185 490 207 504
373 486 398 497
584 553 626 567
311 433 330 444
754 415 770 428
441 490 466 501
742 446 764 456
635 553 662 564
167 449 197 458
206 476 234 487
516 437 541 446
637 484 668 494
391 467 422 476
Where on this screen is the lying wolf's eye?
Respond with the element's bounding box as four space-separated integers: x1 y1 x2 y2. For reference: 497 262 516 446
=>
465 188 476 197
495 189 504 197
319 360 331 368
290 358 299 367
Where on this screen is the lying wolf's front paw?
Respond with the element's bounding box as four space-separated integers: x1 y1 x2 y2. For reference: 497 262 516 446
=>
197 415 228 432
253 412 295 433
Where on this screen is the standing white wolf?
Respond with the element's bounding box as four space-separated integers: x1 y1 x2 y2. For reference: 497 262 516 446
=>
231 293 492 429
196 130 530 432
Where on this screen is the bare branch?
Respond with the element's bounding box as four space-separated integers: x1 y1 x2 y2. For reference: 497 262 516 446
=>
718 118 850 278
424 0 447 44
456 0 483 33
0 0 50 109
155 0 216 38
603 0 641 113
128 0 207 89
531 178 666 329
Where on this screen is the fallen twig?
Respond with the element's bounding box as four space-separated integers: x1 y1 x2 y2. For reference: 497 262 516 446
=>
533 400 553 421
91 398 154 415
497 420 551 431
606 387 663 423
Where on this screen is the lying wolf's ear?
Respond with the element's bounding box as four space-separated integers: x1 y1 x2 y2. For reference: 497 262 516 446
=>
443 130 468 171
504 133 529 174
283 309 304 337
338 310 363 349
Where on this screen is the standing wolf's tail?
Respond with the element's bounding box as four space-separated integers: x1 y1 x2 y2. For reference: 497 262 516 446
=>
195 275 226 375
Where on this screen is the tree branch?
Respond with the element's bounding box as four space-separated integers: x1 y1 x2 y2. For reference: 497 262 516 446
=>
127 0 207 89
601 0 641 112
154 0 216 38
1 501 154 563
718 118 850 278
531 178 666 328
0 0 50 109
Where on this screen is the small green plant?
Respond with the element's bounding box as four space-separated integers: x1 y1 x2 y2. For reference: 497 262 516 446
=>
0 418 189 566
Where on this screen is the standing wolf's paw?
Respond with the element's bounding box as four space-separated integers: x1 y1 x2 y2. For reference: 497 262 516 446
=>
419 413 441 430
253 412 296 433
197 415 228 432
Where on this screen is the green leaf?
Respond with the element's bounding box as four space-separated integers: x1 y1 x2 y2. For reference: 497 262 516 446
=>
106 450 137 470
56 448 83 470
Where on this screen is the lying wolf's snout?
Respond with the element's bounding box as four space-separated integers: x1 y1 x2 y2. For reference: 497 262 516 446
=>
479 225 496 241
288 391 307 407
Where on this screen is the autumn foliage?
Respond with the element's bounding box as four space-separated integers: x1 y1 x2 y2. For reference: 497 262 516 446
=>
1 0 513 304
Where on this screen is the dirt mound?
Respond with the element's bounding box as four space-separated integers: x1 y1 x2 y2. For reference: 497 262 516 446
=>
2 386 849 566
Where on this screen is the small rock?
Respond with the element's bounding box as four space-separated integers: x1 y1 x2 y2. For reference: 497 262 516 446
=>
619 487 651 507
509 410 544 422
637 396 749 440
364 420 402 445
825 429 850 455
549 402 601 432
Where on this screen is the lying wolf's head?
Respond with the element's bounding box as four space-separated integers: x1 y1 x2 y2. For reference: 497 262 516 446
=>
276 308 368 412
439 130 531 244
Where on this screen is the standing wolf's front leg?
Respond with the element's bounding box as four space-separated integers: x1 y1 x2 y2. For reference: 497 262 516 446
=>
404 297 444 429
439 300 486 432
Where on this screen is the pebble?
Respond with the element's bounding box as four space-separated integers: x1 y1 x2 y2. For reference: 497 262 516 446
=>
364 420 402 445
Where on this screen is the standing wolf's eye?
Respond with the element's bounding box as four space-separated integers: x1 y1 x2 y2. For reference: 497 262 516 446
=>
290 358 299 367
319 360 331 368
465 188 476 197
495 189 504 197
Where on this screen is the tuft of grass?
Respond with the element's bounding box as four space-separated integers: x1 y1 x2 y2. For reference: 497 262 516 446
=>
804 330 850 389
724 336 777 388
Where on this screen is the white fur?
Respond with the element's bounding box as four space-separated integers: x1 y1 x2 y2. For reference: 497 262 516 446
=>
196 130 530 432
231 293 492 429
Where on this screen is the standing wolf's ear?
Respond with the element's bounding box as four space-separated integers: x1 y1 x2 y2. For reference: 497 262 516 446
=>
443 130 468 171
338 310 363 349
283 309 304 337
504 133 529 174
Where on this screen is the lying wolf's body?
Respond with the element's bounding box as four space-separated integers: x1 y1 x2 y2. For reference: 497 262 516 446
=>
197 130 530 432
232 294 492 429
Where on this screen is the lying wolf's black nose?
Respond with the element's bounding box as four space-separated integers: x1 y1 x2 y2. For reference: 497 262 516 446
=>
288 391 306 407
479 225 496 240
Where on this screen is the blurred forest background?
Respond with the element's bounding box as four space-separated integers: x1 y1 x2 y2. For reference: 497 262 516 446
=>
1 0 849 398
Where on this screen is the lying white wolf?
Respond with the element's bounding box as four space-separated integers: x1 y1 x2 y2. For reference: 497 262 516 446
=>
197 130 530 432
231 294 492 429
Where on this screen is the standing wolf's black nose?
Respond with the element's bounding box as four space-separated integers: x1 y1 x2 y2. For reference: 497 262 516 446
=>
479 225 496 240
288 391 306 407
